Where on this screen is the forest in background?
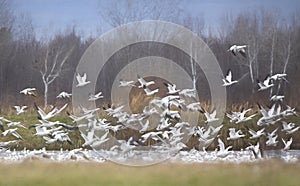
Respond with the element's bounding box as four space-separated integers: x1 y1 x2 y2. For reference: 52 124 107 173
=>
0 0 299 111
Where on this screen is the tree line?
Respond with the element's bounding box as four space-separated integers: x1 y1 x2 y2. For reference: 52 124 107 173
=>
0 0 299 111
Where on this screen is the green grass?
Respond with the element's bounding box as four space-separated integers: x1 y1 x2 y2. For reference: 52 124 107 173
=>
0 160 299 186
1 112 300 150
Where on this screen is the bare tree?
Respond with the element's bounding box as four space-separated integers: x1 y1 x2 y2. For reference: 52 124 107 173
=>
276 23 293 95
37 37 74 108
98 0 183 27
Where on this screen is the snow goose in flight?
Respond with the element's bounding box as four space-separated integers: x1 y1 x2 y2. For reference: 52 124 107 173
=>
281 105 298 117
137 75 155 88
228 45 247 57
33 125 63 137
282 137 293 151
67 111 93 123
199 107 219 123
81 131 109 148
281 121 295 132
227 128 245 140
248 128 265 139
266 134 278 147
88 91 103 101
34 103 68 121
246 142 262 159
270 73 287 81
2 128 23 139
216 138 232 158
0 117 11 123
76 73 90 87
286 126 300 135
186 102 201 112
56 91 72 99
139 120 149 133
119 80 136 87
143 87 159 96
164 82 180 94
179 88 196 98
20 87 37 97
257 75 274 91
270 95 284 102
222 69 238 86
141 131 163 143
13 106 28 115
7 121 26 129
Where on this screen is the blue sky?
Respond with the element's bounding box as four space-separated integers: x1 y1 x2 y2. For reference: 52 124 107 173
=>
14 0 300 40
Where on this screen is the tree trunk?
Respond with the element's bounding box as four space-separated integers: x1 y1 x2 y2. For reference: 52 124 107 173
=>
42 75 48 109
269 31 276 97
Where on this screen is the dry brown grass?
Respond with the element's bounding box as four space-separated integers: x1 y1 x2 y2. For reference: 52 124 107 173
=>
0 160 299 186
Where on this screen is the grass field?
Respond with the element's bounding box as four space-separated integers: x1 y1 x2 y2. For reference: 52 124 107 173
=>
0 160 299 186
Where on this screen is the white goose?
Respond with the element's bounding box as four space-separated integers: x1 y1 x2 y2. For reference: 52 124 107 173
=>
281 121 295 132
270 73 287 81
199 107 219 123
248 128 265 139
164 82 180 94
20 87 37 97
35 103 68 121
257 75 274 91
119 80 136 87
143 87 159 96
227 128 245 140
76 73 90 87
2 128 23 139
282 137 293 151
88 91 103 101
217 138 232 158
222 69 238 86
13 106 28 115
179 88 196 98
56 91 72 99
270 95 284 102
137 75 155 88
266 133 278 147
228 45 247 57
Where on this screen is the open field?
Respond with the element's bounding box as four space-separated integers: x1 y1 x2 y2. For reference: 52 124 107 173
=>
1 111 300 151
0 160 299 186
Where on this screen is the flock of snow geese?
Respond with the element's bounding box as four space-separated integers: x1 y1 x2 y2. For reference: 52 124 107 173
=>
0 44 299 163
